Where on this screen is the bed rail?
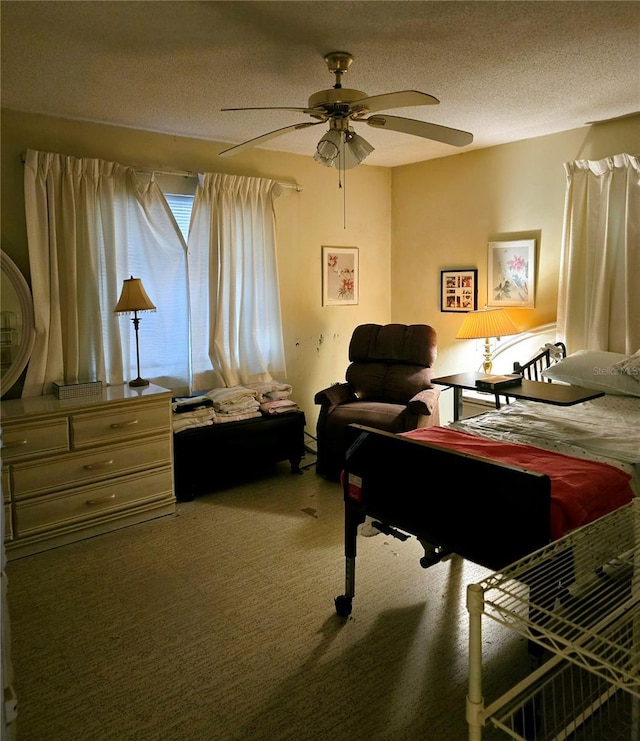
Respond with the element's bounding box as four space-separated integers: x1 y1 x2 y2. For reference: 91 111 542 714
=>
513 341 566 381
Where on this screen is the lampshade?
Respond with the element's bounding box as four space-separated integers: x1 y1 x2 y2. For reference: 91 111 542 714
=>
114 276 156 314
456 308 519 340
314 129 342 167
457 308 519 374
341 131 374 169
313 127 374 169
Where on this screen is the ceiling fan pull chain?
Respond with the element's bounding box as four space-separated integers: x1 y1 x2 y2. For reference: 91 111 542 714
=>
340 144 347 229
343 179 347 230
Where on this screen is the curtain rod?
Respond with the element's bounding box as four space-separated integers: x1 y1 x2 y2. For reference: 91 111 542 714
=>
135 166 302 192
19 153 302 192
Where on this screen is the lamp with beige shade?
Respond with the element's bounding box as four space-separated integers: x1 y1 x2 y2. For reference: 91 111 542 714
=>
456 308 519 374
114 276 156 387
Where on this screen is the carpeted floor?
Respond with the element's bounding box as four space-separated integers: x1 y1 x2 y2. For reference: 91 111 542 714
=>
5 458 529 740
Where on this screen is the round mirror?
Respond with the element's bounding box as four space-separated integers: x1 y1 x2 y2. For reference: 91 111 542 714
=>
1 250 35 396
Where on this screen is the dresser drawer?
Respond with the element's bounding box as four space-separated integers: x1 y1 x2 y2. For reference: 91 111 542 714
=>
14 467 174 537
72 401 170 448
12 436 171 498
1 418 69 461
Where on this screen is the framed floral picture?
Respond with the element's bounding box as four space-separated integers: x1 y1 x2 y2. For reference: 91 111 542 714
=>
322 246 358 306
487 239 536 308
440 268 478 312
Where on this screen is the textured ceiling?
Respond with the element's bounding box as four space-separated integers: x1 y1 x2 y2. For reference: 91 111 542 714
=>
2 1 639 168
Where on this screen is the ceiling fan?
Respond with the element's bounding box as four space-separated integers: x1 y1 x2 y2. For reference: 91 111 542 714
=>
219 51 473 168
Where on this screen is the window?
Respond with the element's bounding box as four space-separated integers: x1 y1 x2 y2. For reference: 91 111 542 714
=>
23 154 285 397
164 193 194 240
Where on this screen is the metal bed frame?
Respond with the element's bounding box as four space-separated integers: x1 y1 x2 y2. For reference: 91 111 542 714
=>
513 342 566 381
334 343 567 618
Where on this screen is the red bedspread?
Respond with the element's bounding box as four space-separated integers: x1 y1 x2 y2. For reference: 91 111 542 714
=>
403 427 633 540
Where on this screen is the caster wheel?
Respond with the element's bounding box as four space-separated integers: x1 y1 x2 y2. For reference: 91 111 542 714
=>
420 556 435 569
334 594 352 617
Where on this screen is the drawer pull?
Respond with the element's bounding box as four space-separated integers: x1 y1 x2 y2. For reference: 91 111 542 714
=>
83 459 114 470
110 419 139 429
86 493 117 506
3 439 28 448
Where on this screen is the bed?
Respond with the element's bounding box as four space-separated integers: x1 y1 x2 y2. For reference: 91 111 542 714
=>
334 343 640 617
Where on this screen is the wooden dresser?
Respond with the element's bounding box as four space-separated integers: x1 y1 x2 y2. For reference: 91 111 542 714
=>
1 384 175 559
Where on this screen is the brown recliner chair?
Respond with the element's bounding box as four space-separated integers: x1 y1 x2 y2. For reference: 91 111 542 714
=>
314 323 440 479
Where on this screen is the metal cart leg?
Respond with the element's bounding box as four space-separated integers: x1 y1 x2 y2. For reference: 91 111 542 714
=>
467 582 485 741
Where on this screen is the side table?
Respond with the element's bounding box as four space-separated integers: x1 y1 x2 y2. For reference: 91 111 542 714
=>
432 372 604 422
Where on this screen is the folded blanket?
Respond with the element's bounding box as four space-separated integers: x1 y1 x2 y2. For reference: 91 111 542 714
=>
259 399 299 415
173 408 216 433
216 398 260 415
172 404 262 431
174 418 215 433
246 381 293 402
212 410 262 424
172 396 214 414
263 390 293 401
205 385 259 411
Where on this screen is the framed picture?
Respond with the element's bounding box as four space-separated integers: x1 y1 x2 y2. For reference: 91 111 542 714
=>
487 239 536 308
440 268 478 312
322 246 358 306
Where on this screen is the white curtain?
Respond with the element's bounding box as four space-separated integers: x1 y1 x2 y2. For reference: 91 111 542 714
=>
188 173 287 389
557 153 640 354
22 150 190 397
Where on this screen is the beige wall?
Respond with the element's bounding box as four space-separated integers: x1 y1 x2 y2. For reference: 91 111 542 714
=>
0 109 391 422
391 115 639 420
1 108 638 427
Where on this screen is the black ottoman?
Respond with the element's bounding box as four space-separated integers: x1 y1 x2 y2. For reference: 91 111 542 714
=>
172 410 306 501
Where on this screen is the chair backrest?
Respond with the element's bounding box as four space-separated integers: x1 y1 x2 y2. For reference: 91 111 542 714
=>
345 323 437 403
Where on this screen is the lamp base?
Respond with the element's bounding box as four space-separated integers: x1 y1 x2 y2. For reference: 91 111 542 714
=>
128 377 149 388
482 337 493 375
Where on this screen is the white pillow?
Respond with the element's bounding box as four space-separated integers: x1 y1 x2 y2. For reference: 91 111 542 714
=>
612 348 640 379
541 349 640 397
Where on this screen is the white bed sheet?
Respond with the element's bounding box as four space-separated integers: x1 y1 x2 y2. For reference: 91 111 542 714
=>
450 394 640 495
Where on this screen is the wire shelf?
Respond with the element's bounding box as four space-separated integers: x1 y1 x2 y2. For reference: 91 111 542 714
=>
468 499 640 740
488 660 637 740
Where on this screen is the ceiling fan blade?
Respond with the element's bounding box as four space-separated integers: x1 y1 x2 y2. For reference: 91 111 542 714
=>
222 106 328 118
365 114 473 147
219 121 325 157
351 90 439 114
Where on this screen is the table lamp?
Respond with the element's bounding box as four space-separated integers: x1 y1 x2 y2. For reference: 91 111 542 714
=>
114 276 156 387
456 308 519 374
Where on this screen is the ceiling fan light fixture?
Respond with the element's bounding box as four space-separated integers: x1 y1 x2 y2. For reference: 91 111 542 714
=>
313 128 374 169
314 129 342 166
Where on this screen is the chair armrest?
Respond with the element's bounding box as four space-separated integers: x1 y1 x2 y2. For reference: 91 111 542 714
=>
314 383 357 407
407 387 440 417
